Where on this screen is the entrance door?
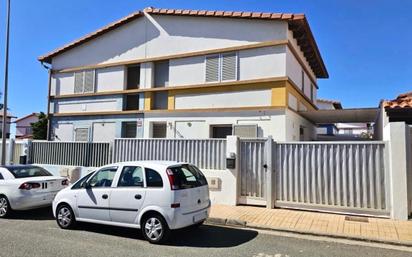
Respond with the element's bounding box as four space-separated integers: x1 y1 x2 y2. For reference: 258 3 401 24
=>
76 166 118 221
238 139 267 206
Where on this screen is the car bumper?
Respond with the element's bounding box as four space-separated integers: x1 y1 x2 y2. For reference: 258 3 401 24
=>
168 202 211 230
10 191 59 211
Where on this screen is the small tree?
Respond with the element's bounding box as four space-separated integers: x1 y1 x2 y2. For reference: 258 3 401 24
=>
31 112 48 140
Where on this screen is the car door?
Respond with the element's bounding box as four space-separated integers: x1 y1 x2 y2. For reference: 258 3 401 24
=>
76 166 118 221
109 165 146 224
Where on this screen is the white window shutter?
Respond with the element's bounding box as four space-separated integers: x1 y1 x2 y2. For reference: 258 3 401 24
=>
84 70 95 93
74 72 84 93
233 125 258 138
75 128 89 142
205 55 219 82
221 52 237 81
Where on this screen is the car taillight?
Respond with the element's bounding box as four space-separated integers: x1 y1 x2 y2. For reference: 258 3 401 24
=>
166 168 179 190
61 179 69 186
19 182 41 190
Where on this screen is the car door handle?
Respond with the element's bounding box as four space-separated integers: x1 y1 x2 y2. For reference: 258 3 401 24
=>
135 194 142 200
102 194 108 199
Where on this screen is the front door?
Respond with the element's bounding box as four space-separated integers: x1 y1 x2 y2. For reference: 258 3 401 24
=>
76 166 118 221
109 166 146 224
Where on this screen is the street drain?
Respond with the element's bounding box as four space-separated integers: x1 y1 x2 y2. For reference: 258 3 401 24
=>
345 216 369 223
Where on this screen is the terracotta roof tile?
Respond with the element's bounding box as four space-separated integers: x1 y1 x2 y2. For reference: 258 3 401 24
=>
38 7 328 78
383 92 412 109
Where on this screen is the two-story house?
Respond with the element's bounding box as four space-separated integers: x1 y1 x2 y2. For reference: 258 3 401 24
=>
15 113 40 139
38 7 328 142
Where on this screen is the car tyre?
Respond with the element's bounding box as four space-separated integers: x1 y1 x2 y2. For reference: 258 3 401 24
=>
141 214 170 244
0 195 11 218
56 204 76 229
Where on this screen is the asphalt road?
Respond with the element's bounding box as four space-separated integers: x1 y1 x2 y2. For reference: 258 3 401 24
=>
0 208 411 257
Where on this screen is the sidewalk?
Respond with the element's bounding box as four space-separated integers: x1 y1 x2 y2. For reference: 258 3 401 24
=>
208 204 412 246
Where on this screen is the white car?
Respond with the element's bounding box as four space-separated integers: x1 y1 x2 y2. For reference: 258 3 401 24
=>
0 165 69 218
53 161 210 244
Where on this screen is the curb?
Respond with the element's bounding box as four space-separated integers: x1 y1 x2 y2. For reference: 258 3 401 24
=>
206 218 412 248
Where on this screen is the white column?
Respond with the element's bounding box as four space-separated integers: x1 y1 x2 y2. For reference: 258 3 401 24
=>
226 135 239 206
384 122 410 220
6 138 14 165
265 136 274 208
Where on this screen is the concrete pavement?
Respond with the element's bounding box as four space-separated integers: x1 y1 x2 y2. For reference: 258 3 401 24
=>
209 204 412 246
0 208 411 257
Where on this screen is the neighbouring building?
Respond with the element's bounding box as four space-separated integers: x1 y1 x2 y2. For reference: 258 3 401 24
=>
15 113 40 139
38 7 329 142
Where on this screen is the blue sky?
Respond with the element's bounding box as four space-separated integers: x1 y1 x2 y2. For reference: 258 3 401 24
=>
0 0 411 118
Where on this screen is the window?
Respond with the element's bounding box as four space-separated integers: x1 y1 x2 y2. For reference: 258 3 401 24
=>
124 94 139 110
205 52 238 83
122 122 137 138
7 166 52 179
154 60 169 87
310 83 314 101
127 65 140 89
210 125 232 138
152 91 168 110
0 172 4 180
301 70 305 92
74 70 95 94
72 172 94 189
300 126 305 141
118 166 144 187
74 128 89 142
88 167 117 188
151 122 167 138
145 168 163 187
168 164 208 190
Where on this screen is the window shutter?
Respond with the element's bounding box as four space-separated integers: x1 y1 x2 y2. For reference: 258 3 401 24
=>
233 125 258 138
75 128 89 141
84 70 95 93
221 52 237 81
205 55 219 82
74 72 84 93
152 123 167 138
125 122 137 138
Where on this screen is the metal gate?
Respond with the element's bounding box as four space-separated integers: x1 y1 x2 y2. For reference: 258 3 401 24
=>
239 138 268 206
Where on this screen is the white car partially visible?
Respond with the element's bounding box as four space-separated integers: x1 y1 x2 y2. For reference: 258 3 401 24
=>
0 165 69 218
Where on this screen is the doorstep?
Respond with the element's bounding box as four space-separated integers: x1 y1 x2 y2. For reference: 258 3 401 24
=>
206 204 412 247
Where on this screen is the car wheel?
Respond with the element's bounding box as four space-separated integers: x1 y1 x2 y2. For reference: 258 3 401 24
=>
142 214 170 244
0 196 11 218
56 204 76 229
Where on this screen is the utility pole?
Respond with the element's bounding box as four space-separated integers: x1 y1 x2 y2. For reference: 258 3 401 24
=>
1 0 10 165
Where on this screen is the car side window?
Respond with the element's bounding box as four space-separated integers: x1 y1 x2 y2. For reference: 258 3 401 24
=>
0 172 3 180
88 167 117 188
71 172 94 189
145 168 163 188
118 166 144 187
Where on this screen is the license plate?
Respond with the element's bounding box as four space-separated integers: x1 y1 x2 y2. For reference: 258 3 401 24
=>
193 211 207 223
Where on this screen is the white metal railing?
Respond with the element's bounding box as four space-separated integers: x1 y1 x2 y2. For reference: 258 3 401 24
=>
112 138 227 170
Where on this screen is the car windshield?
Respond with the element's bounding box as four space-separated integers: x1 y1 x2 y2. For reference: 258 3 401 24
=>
7 166 53 178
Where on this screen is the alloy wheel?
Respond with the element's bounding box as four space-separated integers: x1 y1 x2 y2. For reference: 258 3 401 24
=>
0 197 8 217
144 217 163 241
57 206 72 227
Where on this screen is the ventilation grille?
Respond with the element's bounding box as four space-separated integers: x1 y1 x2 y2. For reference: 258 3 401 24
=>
221 52 237 81
75 128 89 142
233 125 258 138
205 55 219 82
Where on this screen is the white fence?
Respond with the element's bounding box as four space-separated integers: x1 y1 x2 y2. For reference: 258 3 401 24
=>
29 141 111 167
275 142 389 216
112 138 227 170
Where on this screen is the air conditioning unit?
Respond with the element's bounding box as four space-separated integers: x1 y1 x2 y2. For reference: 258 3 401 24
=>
206 177 221 190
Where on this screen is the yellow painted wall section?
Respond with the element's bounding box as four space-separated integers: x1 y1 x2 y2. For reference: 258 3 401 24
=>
168 92 175 110
271 87 287 107
144 92 152 110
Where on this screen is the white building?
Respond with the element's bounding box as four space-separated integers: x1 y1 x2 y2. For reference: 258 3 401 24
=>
38 7 328 142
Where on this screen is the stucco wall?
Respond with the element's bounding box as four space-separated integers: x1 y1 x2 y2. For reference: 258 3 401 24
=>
284 108 316 141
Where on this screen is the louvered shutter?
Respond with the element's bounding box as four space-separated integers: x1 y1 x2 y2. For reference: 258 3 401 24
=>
152 123 166 138
205 55 219 82
74 72 84 93
125 122 137 138
84 70 95 93
221 52 237 81
75 128 89 141
233 125 258 138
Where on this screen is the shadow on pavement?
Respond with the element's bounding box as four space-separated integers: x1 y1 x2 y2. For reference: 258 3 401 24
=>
75 223 258 248
8 207 54 220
